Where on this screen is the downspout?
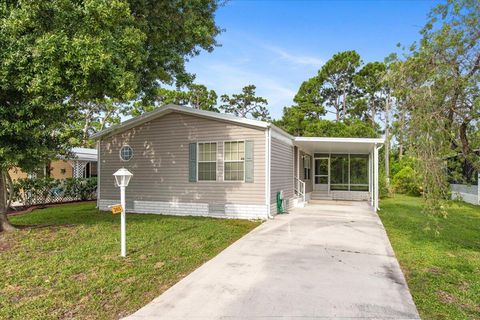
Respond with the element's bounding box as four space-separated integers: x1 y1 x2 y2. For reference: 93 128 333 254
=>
96 140 101 209
265 127 273 219
374 144 384 212
477 171 479 205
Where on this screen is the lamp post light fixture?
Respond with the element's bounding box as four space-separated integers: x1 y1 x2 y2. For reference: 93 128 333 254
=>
113 168 133 257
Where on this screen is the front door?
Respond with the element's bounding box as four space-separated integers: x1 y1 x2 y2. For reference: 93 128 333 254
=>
314 158 329 191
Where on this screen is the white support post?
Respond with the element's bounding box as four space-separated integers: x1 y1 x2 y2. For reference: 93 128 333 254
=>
477 172 480 205
265 128 272 218
297 149 300 180
374 145 379 212
369 152 373 206
120 186 126 257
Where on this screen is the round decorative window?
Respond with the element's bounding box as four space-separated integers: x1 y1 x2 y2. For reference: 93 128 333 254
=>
120 145 133 161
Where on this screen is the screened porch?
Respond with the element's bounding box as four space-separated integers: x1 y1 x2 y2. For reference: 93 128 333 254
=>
293 137 384 211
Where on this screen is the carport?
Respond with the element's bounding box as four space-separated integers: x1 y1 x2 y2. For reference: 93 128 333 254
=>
293 137 384 211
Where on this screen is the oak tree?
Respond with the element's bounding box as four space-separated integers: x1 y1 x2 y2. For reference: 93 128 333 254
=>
0 0 221 231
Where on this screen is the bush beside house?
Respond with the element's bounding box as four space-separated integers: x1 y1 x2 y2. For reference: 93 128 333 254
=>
12 177 97 207
392 166 422 196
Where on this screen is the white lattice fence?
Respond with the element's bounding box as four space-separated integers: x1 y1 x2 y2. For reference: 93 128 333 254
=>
12 178 97 207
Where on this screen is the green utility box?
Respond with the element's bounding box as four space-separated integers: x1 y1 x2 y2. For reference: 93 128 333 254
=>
276 191 287 214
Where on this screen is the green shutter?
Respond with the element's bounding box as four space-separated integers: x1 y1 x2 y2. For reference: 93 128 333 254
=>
245 140 254 183
189 143 197 182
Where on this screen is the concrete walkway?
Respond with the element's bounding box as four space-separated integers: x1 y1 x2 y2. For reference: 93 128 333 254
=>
126 201 420 319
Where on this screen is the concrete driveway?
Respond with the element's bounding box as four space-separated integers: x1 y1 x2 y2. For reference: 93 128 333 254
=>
126 201 419 319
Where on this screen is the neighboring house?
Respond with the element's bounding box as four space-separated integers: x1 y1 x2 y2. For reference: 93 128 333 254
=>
9 147 98 181
92 104 384 220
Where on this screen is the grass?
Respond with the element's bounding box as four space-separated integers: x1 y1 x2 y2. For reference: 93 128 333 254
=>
379 195 480 320
0 202 260 319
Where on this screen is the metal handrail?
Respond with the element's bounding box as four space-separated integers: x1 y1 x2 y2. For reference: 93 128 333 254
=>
295 177 305 203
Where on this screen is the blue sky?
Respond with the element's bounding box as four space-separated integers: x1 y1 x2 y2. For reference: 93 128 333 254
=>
186 0 436 119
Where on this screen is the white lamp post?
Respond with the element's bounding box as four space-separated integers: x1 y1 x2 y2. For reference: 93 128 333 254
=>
113 168 133 257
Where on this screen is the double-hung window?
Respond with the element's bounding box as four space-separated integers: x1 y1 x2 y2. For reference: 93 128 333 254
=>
224 141 245 181
198 142 217 181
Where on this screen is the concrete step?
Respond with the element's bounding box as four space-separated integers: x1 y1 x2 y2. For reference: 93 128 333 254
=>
310 193 333 200
308 199 338 204
311 197 333 201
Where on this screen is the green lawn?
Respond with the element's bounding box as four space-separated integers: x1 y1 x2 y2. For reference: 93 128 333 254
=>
379 195 480 320
0 202 260 319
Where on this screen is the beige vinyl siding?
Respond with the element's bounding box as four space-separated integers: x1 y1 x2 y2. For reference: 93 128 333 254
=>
99 112 266 205
270 137 294 214
49 160 73 179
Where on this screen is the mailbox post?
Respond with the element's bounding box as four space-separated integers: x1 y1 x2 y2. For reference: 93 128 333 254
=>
113 168 133 257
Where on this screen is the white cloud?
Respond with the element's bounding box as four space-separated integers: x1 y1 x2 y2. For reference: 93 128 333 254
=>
264 45 324 68
186 35 322 119
194 62 296 119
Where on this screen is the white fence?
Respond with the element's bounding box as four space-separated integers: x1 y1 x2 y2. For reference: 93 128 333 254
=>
451 183 479 205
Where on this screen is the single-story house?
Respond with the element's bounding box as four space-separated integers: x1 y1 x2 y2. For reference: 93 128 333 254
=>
9 147 98 181
92 104 384 219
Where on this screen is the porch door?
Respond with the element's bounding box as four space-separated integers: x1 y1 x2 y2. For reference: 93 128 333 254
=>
314 158 329 191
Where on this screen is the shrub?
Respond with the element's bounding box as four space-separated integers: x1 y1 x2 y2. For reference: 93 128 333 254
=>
379 170 391 199
392 166 422 196
390 156 417 177
64 177 97 201
12 177 97 206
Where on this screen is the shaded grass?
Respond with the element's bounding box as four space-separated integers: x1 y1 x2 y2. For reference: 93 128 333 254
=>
379 195 480 320
0 202 260 319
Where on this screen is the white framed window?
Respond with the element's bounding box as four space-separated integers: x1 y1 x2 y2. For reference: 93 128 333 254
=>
197 142 217 181
120 145 133 162
224 141 245 181
303 156 311 180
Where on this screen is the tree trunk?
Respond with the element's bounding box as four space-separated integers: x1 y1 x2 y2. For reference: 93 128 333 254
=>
384 98 390 185
82 109 93 147
398 109 405 159
0 169 15 232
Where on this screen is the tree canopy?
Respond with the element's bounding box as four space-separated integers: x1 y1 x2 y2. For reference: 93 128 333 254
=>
0 0 222 230
275 50 384 139
386 0 480 215
220 85 271 121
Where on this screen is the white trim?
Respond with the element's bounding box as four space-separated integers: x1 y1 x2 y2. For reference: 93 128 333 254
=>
119 145 134 162
294 137 385 144
368 153 372 198
58 147 97 161
292 146 295 196
313 157 330 193
374 144 379 212
96 141 100 208
304 155 312 180
370 151 374 207
265 129 269 213
98 199 269 220
222 140 246 183
266 128 273 218
296 147 300 180
269 124 294 140
271 128 293 145
197 141 218 182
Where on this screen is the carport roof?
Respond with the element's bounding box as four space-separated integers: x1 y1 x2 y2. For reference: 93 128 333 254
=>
294 137 384 154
